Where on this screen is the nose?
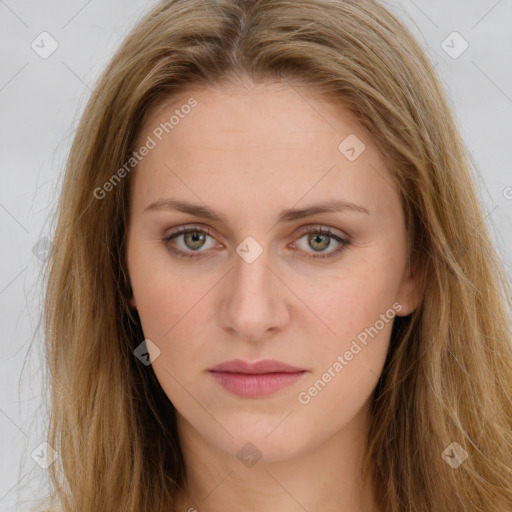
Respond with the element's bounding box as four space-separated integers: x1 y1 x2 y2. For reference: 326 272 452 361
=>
219 245 290 343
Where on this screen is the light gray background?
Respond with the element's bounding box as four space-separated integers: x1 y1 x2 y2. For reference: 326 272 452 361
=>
1 1 511 510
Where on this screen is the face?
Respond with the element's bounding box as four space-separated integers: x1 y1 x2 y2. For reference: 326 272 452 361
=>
126 80 419 463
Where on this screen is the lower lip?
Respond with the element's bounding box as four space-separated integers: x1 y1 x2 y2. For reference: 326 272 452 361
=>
208 371 306 397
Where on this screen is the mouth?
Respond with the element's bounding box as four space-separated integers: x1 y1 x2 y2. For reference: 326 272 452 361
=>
208 359 307 398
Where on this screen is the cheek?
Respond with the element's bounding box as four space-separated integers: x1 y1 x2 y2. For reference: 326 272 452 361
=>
304 264 400 346
127 242 188 341
130 265 210 405
294 273 396 420
127 246 222 378
131 268 205 343
293 262 401 413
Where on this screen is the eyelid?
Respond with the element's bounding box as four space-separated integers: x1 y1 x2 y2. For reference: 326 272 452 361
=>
293 223 349 240
163 223 215 239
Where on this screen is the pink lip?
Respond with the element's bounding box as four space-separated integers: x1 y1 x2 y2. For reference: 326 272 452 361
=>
209 359 305 374
208 359 307 398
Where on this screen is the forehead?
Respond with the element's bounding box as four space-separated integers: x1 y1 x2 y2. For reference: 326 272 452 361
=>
130 81 399 222
139 81 367 153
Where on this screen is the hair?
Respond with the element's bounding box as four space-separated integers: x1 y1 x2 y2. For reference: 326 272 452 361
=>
36 0 512 511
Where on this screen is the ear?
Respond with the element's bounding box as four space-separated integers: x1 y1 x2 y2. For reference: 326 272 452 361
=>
394 251 421 317
128 295 137 309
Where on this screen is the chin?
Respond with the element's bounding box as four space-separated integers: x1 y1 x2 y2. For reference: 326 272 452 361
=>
208 418 315 465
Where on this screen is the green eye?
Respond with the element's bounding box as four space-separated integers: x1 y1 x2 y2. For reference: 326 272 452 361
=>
163 225 349 260
293 227 349 259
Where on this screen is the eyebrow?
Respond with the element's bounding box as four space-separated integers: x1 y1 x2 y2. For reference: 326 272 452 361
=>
143 198 369 224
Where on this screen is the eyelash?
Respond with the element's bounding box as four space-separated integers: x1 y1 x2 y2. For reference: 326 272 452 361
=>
162 224 350 261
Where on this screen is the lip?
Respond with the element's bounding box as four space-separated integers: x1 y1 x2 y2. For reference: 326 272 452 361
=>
208 359 305 374
208 359 307 398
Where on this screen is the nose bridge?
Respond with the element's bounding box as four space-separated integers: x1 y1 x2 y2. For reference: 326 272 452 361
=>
231 240 275 311
221 238 288 341
233 244 271 294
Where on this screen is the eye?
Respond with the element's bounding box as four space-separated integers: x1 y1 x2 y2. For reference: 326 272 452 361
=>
291 226 350 259
162 224 350 260
162 224 220 259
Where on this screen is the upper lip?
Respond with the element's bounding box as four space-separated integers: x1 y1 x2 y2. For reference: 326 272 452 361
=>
208 359 305 374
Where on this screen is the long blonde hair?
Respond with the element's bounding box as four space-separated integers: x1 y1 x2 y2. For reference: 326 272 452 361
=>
38 0 512 510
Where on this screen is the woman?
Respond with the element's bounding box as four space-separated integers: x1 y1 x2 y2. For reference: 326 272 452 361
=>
37 0 512 510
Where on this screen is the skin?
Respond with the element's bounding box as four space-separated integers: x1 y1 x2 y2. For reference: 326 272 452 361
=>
126 79 420 512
